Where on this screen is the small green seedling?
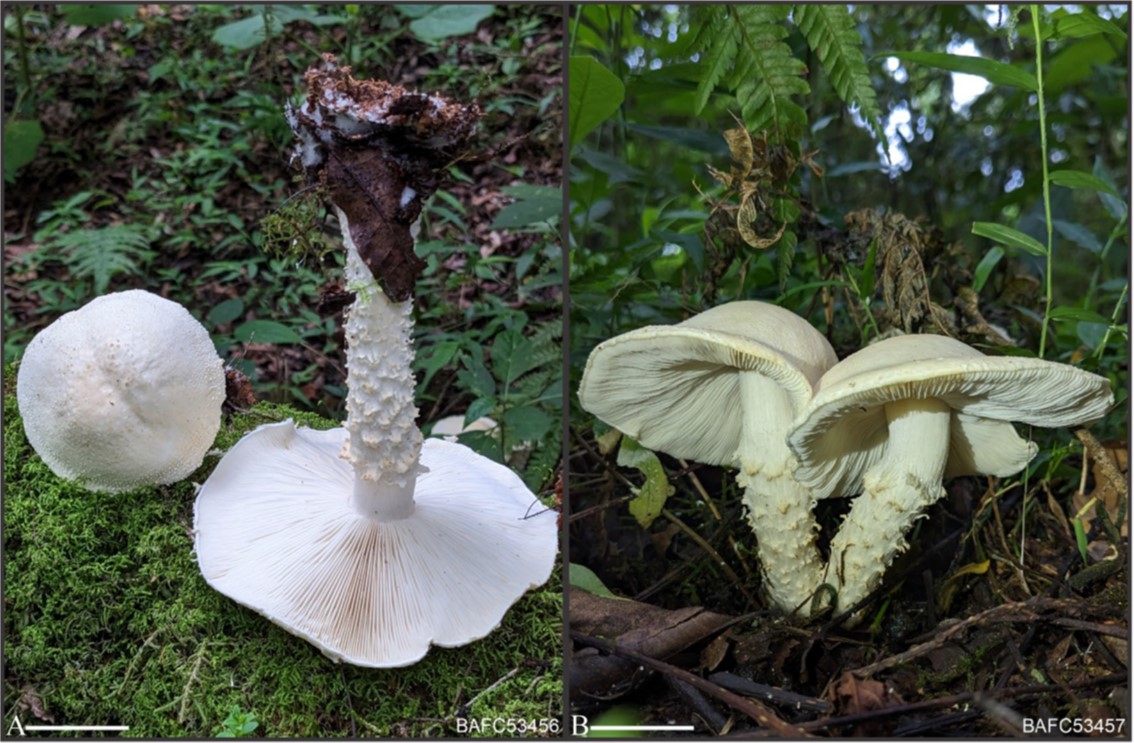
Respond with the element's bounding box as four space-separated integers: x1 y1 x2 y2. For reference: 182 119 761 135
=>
216 705 259 738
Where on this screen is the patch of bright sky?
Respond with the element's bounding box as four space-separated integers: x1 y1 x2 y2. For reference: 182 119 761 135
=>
945 39 992 113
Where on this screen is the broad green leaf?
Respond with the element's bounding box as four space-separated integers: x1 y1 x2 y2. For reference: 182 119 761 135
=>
392 5 435 20
1053 11 1126 41
416 338 460 391
617 437 674 530
234 319 303 344
625 123 730 154
61 4 136 26
972 222 1047 256
1052 219 1103 253
212 14 278 50
207 298 244 327
405 5 494 43
885 50 1037 91
1093 159 1128 220
972 246 1005 293
574 148 644 183
569 56 625 150
458 349 496 398
464 396 496 424
3 119 44 183
491 186 561 229
569 563 622 599
1048 169 1122 199
502 404 552 442
490 329 538 387
1048 306 1111 324
1045 36 1117 94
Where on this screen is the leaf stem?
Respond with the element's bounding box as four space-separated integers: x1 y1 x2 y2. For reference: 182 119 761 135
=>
1031 6 1055 358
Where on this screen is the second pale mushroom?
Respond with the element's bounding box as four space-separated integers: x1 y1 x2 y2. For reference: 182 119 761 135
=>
578 301 837 615
787 333 1114 619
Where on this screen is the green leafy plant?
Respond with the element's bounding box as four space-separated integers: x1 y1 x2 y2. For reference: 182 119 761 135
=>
688 4 884 142
42 224 155 295
215 705 259 738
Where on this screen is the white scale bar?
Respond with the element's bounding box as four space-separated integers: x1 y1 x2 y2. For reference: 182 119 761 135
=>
590 725 696 731
25 726 130 732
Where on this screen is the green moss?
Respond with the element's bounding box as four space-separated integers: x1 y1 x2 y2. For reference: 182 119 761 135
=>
3 374 562 737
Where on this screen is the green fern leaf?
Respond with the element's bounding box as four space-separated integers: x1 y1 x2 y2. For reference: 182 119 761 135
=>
793 4 885 142
690 12 737 114
688 6 809 141
50 225 154 294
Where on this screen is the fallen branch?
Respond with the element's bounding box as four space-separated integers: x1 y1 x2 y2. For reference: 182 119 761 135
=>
853 597 1114 676
571 631 807 736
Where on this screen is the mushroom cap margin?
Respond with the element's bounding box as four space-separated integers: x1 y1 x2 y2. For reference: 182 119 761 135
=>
789 334 1114 499
578 301 837 468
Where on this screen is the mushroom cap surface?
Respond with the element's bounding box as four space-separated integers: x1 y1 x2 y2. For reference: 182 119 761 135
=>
193 420 558 668
789 334 1115 499
16 289 225 493
578 301 837 467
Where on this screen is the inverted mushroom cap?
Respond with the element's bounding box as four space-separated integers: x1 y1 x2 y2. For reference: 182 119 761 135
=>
789 334 1115 500
578 301 837 467
193 420 558 668
16 289 225 493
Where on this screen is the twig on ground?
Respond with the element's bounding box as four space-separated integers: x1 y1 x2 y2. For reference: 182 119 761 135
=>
571 631 807 736
800 672 1127 732
853 596 1113 676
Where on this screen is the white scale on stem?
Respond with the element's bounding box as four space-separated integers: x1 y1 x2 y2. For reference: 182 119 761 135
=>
338 207 424 521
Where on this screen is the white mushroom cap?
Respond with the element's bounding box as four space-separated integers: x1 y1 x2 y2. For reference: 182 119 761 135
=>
16 290 225 493
193 420 558 668
789 333 1115 500
429 414 498 441
578 301 838 467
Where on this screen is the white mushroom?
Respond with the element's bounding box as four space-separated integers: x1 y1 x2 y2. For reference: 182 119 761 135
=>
787 333 1115 618
429 414 498 441
578 301 838 615
194 60 557 667
193 420 553 666
16 289 224 493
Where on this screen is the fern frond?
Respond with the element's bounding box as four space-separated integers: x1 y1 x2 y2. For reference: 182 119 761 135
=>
50 225 154 294
690 10 737 114
687 5 809 141
793 4 885 142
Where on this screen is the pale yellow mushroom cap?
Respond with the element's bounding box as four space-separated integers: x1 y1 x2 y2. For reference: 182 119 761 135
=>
578 301 837 468
788 334 1115 500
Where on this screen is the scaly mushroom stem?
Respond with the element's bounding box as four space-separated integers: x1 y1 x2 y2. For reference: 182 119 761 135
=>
338 209 423 522
825 397 951 618
736 371 825 615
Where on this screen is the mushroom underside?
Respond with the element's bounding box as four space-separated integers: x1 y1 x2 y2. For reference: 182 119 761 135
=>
194 420 558 668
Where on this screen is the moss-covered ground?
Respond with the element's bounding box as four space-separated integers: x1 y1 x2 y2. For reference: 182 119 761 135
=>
3 367 562 737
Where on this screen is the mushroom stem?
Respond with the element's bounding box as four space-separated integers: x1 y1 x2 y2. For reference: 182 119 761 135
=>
736 371 825 615
338 208 423 522
826 396 951 617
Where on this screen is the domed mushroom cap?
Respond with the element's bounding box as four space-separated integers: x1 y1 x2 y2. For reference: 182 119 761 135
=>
16 289 225 493
578 301 837 468
789 334 1115 499
193 420 558 668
